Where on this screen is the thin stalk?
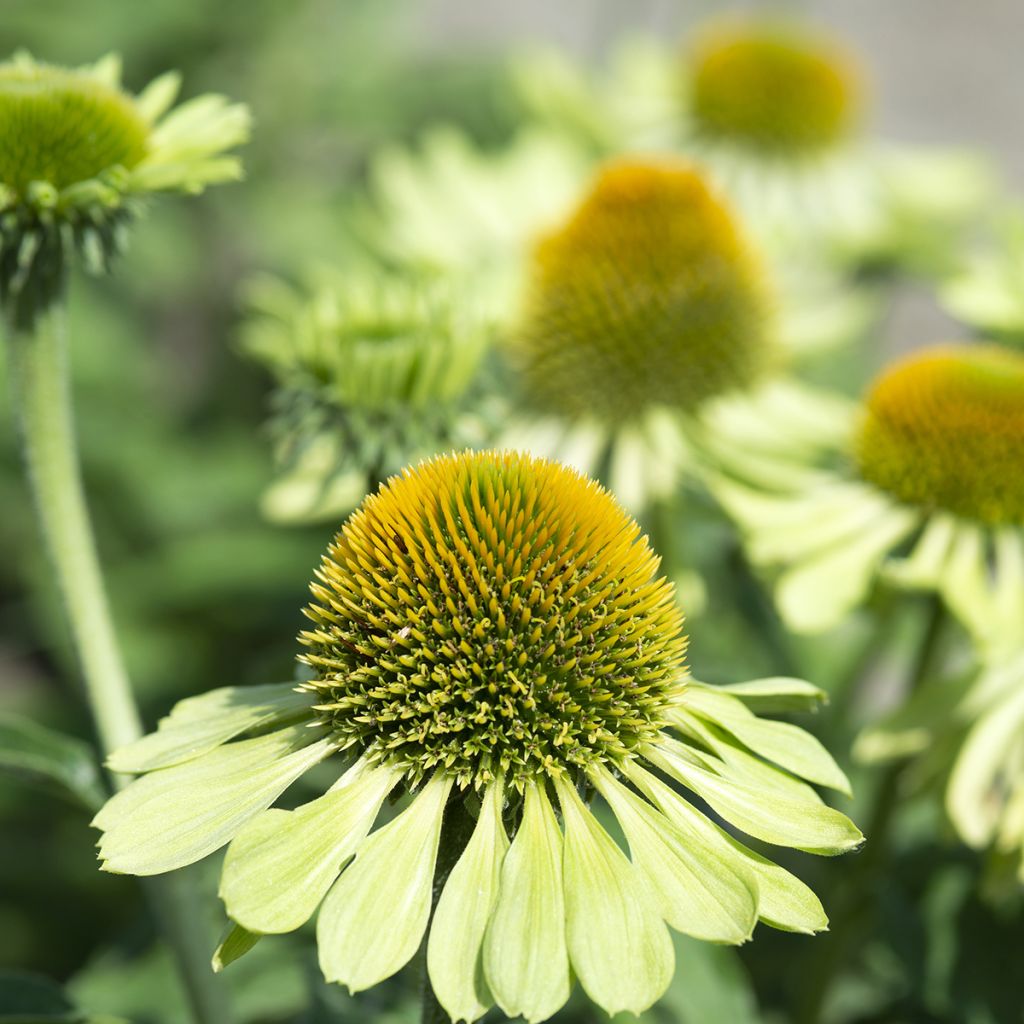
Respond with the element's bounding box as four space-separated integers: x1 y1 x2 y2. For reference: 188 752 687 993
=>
795 595 947 1024
3 307 230 1024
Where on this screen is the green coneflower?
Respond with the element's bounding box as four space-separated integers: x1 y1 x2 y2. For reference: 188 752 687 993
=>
713 344 1024 656
0 51 249 328
94 450 860 1023
505 158 855 512
240 270 495 524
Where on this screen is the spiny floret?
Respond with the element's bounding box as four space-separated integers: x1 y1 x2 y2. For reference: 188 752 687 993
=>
689 20 862 154
0 61 148 194
515 160 773 423
300 450 688 788
854 344 1024 526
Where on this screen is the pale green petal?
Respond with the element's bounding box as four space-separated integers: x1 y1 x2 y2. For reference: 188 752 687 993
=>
990 529 1024 659
318 773 452 992
95 726 333 875
678 688 851 794
624 761 828 935
212 923 260 973
776 505 919 633
554 775 673 1016
711 677 828 714
594 768 758 944
484 781 571 1023
135 71 183 124
648 742 863 855
938 522 992 646
220 760 401 934
108 683 312 773
428 781 509 1023
882 512 956 590
947 684 1024 847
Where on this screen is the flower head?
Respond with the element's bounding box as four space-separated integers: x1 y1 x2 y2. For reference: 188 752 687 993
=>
0 52 249 328
515 159 774 423
95 451 859 1022
688 19 863 156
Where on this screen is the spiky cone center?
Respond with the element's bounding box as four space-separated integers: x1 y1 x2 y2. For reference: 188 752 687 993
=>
514 160 774 423
688 21 862 154
854 344 1024 526
299 450 688 789
0 61 148 196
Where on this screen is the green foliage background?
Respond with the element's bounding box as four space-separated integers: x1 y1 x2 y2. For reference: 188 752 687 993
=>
0 2 1021 1023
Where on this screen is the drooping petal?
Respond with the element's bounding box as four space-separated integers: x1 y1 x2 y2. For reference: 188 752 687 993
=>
107 683 313 773
554 775 674 1017
317 772 452 992
484 780 571 1024
95 726 334 875
427 780 509 1023
220 760 401 934
212 923 260 973
594 767 758 944
882 511 956 589
712 677 828 714
677 688 851 794
623 762 828 935
648 742 863 855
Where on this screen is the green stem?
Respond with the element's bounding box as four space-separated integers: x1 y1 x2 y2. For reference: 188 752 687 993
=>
795 596 946 1024
3 306 230 1024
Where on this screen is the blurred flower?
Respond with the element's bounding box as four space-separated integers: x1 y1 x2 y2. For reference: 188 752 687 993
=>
239 270 495 523
0 51 249 328
94 450 860 1023
858 648 1024 885
713 344 1024 654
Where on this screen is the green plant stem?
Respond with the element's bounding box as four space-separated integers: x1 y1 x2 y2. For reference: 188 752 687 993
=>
3 306 230 1024
420 797 477 1024
796 595 947 1024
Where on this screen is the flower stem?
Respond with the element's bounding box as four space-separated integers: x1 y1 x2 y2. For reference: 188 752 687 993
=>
3 306 230 1024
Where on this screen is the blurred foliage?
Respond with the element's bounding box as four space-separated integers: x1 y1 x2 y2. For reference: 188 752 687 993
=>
0 3 1021 1024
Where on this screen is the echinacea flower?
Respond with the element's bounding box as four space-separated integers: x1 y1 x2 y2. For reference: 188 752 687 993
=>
713 344 1024 656
0 51 249 327
94 450 860 1023
505 158 858 513
857 648 1024 884
239 270 494 523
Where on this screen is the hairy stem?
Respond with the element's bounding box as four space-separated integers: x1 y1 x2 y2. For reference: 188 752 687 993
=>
3 306 230 1024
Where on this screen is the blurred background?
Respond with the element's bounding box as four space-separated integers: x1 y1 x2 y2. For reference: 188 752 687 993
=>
1 2 1022 1022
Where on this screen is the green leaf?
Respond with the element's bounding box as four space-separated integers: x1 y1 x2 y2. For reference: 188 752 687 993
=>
484 781 571 1024
651 743 863 855
679 688 852 794
317 773 451 992
211 923 260 973
427 781 509 1024
596 768 757 945
0 714 105 811
711 678 828 714
107 683 311 774
95 726 334 874
555 776 674 1017
220 760 399 934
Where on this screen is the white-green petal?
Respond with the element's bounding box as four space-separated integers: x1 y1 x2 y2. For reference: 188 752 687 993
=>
95 726 333 875
484 781 571 1023
108 683 312 773
711 677 828 714
318 772 452 992
947 684 1024 847
648 743 863 855
938 522 992 646
554 775 674 1016
595 767 758 944
624 761 828 935
220 760 401 934
775 504 919 633
427 781 509 1024
882 512 956 590
678 688 851 794
212 923 260 973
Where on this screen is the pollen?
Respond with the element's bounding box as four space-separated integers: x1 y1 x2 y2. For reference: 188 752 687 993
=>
0 60 149 195
299 450 688 788
514 160 773 423
854 345 1024 526
688 20 862 154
